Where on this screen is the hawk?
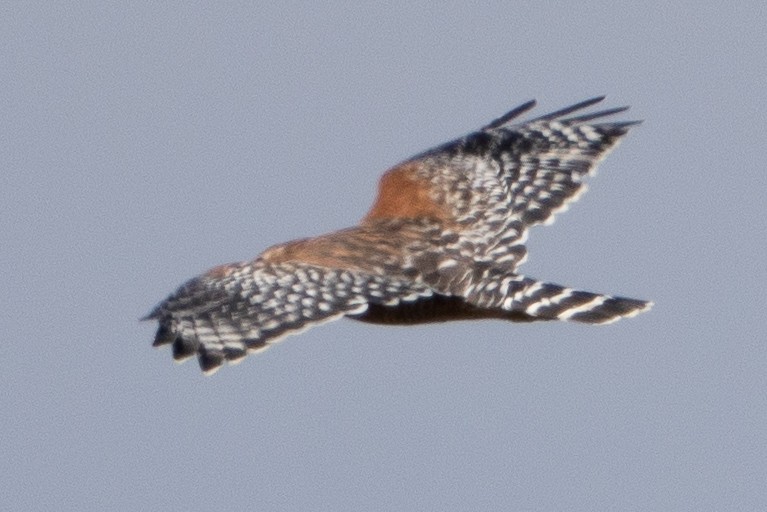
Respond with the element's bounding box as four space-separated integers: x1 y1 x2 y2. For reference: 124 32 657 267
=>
145 96 652 374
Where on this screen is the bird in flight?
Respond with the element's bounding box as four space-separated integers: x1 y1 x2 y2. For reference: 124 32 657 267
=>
145 96 652 374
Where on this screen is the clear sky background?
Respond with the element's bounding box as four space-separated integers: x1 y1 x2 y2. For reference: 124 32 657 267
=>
2 2 766 510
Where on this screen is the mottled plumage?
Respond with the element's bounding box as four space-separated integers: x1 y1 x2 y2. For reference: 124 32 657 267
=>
145 96 652 374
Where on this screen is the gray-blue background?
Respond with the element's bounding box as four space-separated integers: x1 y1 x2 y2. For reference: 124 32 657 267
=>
2 2 765 510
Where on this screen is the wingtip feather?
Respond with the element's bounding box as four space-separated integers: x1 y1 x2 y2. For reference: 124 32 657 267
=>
481 99 537 130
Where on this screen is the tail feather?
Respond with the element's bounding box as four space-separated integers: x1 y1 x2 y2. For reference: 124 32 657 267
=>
513 280 652 325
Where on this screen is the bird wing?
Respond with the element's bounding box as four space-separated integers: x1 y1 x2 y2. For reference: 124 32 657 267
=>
145 260 433 374
389 97 640 272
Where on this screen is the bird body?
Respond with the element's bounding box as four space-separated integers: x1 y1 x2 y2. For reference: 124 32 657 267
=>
145 97 652 374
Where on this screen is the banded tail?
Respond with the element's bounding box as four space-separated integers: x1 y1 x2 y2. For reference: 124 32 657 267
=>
509 279 652 325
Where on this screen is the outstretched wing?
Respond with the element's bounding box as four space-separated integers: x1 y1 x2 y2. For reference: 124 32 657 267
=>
145 260 433 374
488 96 638 227
392 97 639 274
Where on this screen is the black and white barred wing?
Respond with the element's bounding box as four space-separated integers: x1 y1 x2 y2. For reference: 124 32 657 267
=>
144 260 433 374
482 96 639 228
420 97 635 229
404 97 639 275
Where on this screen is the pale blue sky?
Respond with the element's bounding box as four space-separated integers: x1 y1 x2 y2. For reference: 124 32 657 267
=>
2 2 766 510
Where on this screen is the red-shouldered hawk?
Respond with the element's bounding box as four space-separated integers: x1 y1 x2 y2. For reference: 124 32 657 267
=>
145 97 652 374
